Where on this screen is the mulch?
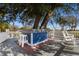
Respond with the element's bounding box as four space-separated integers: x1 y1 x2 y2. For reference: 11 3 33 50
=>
17 39 54 55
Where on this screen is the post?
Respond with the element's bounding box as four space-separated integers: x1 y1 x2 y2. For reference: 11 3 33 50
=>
73 38 77 47
53 29 55 38
31 33 33 46
18 34 22 46
21 35 24 47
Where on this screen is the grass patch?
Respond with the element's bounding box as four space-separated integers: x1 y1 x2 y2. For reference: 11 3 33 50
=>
68 30 79 38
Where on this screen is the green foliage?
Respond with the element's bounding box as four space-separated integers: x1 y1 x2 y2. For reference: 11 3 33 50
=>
19 27 32 30
0 4 78 29
58 17 67 25
0 22 10 32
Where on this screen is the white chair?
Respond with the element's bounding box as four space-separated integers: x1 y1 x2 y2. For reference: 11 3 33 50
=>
19 34 28 47
65 31 74 38
62 31 77 47
62 31 72 41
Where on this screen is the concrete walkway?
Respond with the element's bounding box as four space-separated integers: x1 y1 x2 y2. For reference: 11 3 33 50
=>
0 32 9 43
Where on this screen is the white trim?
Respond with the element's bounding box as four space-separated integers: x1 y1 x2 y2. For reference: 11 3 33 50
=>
47 33 48 38
25 38 48 47
32 38 48 46
31 33 33 46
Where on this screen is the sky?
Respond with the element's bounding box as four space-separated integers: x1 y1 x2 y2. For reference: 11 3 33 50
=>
13 14 79 30
14 18 79 30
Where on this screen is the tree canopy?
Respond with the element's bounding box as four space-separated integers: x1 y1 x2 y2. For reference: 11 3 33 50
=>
0 3 79 31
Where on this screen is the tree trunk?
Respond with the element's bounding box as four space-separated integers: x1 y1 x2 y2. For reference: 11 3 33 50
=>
40 12 52 29
33 15 41 29
12 21 15 31
40 12 51 29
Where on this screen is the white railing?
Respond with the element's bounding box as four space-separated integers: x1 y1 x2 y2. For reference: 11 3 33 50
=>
7 31 21 39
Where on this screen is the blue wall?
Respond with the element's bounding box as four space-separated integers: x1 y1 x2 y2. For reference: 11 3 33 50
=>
33 32 47 44
24 31 48 45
